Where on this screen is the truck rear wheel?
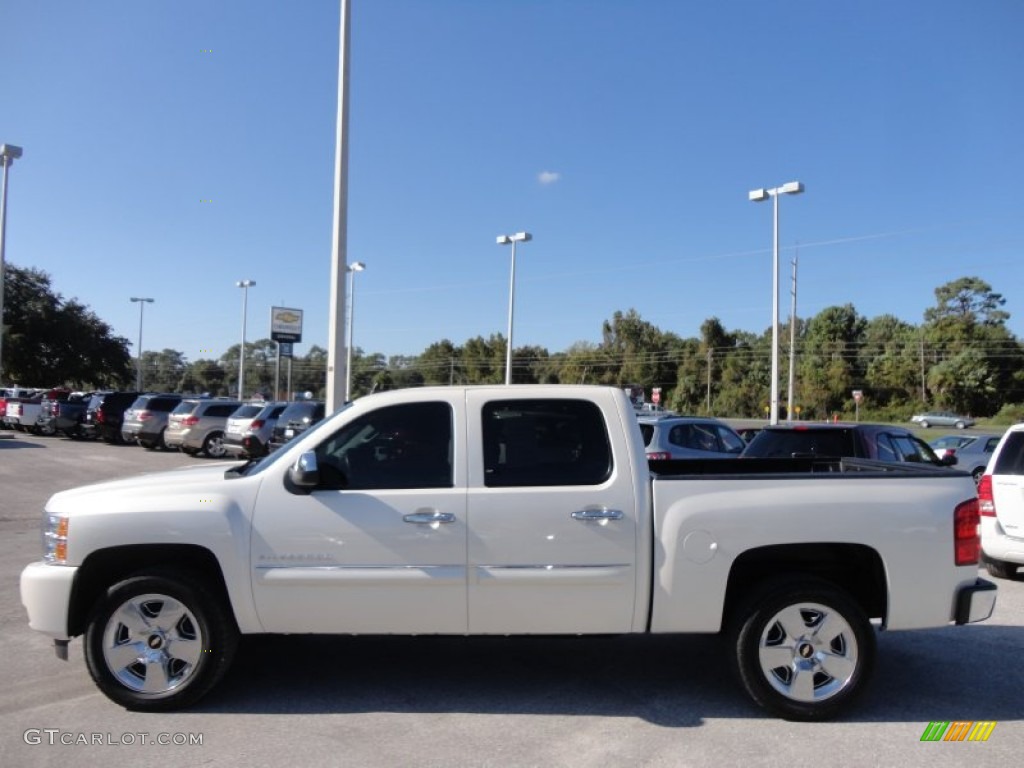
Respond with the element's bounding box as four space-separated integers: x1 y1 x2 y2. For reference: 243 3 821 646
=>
84 571 238 711
731 579 875 721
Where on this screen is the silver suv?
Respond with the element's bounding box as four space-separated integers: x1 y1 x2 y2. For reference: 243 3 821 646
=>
121 393 183 450
223 401 289 459
978 424 1024 580
165 399 242 458
637 415 746 460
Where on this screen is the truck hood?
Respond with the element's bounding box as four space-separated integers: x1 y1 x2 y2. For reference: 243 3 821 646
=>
46 462 244 511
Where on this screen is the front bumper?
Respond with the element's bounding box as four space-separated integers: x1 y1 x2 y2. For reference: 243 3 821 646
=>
20 561 78 640
954 577 998 625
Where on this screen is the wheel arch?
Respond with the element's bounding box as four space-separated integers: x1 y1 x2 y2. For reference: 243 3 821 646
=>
723 543 887 627
69 544 235 637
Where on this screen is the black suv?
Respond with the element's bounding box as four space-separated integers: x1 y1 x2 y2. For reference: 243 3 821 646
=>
81 391 142 443
740 423 952 466
268 401 326 452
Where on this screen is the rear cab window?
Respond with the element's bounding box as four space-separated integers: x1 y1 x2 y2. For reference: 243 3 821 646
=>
482 399 612 487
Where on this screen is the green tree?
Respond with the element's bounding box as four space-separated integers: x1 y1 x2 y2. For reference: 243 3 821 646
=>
799 304 866 418
1 264 132 387
139 349 188 392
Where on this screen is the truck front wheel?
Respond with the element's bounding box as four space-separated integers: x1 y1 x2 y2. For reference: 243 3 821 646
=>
731 580 875 721
84 571 238 711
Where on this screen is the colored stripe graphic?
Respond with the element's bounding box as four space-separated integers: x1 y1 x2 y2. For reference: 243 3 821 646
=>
920 721 996 742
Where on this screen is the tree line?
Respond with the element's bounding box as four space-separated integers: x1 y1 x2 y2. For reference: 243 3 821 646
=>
4 264 1022 420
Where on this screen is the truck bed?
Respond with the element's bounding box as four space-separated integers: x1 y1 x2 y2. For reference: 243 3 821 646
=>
648 456 968 478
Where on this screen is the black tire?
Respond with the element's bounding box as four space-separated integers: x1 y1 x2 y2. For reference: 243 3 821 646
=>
983 556 1019 580
919 420 930 429
84 571 238 711
730 579 875 721
955 421 966 430
202 431 227 459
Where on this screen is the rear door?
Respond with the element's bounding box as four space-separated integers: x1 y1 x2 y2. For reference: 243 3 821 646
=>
465 391 639 634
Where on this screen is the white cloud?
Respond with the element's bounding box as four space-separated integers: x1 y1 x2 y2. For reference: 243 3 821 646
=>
538 170 561 185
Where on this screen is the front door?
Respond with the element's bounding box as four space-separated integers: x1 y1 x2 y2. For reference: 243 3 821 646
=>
250 397 468 634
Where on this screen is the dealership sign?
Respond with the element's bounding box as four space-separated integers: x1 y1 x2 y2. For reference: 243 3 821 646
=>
270 307 303 343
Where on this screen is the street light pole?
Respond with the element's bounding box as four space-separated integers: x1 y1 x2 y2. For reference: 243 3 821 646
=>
0 143 24 386
236 280 256 399
496 232 532 386
345 261 365 402
748 181 803 425
129 297 154 391
787 249 798 421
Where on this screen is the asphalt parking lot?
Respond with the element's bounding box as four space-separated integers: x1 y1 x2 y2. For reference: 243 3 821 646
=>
1 432 1021 767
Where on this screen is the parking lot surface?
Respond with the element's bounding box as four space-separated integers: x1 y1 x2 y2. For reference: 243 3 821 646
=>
1 433 1021 767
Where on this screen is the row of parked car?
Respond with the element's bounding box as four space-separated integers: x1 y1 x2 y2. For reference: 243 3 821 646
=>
635 412 998 482
1 388 327 459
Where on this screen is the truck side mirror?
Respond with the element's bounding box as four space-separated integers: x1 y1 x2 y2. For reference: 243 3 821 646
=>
287 451 320 493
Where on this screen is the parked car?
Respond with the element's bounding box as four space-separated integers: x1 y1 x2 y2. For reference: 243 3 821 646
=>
81 391 143 443
978 424 1024 579
20 385 995 718
637 415 746 460
0 387 39 428
223 401 289 459
121 393 184 450
268 400 326 452
741 423 953 467
929 433 1002 484
4 391 44 432
36 390 87 437
911 411 975 429
4 388 69 434
164 398 243 457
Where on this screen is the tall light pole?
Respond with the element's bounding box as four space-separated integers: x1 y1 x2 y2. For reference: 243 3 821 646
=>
749 181 803 425
496 232 531 385
129 297 154 391
236 280 256 399
326 0 352 414
787 247 799 421
345 261 365 401
0 143 23 386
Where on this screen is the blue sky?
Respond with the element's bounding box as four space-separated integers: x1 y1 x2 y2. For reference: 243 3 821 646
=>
3 0 1023 364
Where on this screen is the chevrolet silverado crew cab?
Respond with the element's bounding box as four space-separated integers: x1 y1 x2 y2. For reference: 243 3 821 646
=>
20 386 996 720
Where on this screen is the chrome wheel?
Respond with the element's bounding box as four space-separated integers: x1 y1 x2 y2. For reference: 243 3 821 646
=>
101 593 203 696
84 572 238 711
757 602 858 704
733 580 874 720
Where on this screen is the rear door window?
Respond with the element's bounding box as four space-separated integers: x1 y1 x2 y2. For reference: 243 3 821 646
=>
482 399 611 487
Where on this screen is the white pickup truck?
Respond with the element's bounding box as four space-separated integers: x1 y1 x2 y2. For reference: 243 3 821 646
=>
20 385 996 720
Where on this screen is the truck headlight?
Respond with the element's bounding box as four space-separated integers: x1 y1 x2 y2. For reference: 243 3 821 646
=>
43 514 69 564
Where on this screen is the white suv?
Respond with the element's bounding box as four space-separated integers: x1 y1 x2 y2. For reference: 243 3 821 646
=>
978 424 1024 579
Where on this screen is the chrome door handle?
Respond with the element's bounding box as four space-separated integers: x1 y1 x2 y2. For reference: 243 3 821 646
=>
403 511 456 525
571 508 624 521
